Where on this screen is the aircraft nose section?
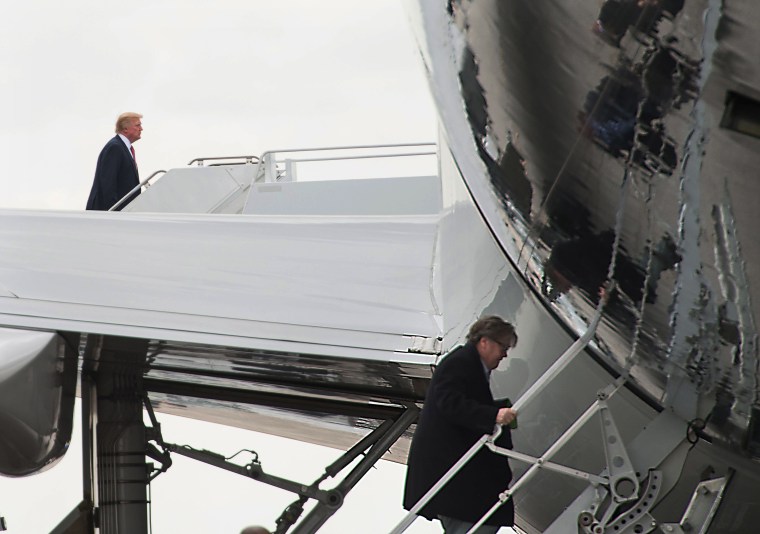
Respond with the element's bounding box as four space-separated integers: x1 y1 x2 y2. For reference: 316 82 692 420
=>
0 328 77 477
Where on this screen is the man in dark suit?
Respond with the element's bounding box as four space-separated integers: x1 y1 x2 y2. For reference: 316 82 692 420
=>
403 316 518 533
86 112 143 211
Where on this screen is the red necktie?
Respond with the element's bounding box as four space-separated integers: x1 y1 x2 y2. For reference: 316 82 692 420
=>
130 145 136 164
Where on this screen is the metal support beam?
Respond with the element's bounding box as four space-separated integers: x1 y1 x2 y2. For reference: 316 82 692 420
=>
88 335 150 534
144 400 419 534
291 405 419 533
80 341 99 529
164 444 339 506
598 400 640 505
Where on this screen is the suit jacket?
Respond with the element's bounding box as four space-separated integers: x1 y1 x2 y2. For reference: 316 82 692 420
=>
403 342 514 526
86 135 139 211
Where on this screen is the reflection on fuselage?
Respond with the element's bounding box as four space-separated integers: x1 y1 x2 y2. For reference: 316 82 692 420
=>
419 0 760 531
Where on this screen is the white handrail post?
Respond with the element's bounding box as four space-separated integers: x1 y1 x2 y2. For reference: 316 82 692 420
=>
264 152 278 182
108 170 167 211
284 158 297 182
512 297 607 413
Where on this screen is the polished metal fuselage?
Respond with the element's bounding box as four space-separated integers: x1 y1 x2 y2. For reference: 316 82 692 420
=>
410 0 760 530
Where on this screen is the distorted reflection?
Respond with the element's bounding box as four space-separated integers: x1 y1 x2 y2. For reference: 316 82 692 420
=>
592 0 685 48
584 0 697 177
579 45 697 177
458 44 533 224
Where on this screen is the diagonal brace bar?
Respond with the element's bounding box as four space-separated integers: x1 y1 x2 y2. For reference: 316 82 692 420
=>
291 404 420 533
485 445 608 486
467 383 623 533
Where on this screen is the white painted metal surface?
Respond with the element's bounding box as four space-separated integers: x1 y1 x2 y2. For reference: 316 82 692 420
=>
0 209 442 362
123 165 255 214
0 327 57 383
246 175 440 216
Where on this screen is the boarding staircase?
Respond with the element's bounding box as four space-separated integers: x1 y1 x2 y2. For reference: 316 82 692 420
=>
90 142 729 533
390 295 728 534
114 143 439 216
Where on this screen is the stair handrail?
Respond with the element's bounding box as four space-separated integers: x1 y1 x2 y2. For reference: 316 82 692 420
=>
108 169 167 212
110 143 437 212
187 155 260 166
250 142 437 183
389 285 612 534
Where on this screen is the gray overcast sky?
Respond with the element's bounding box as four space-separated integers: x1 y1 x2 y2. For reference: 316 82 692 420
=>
0 1 449 533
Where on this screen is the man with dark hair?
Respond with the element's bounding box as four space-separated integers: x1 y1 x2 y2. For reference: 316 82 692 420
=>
86 112 143 211
403 315 518 533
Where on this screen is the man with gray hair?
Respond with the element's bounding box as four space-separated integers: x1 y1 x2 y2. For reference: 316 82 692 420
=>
403 315 519 533
86 112 143 211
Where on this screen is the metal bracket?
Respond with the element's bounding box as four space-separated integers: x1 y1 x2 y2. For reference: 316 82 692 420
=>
578 470 663 534
598 400 640 505
545 410 688 534
142 395 173 481
405 335 442 355
659 475 729 534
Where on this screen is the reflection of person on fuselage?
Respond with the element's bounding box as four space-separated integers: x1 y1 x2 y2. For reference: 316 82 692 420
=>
543 230 679 306
592 0 685 48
